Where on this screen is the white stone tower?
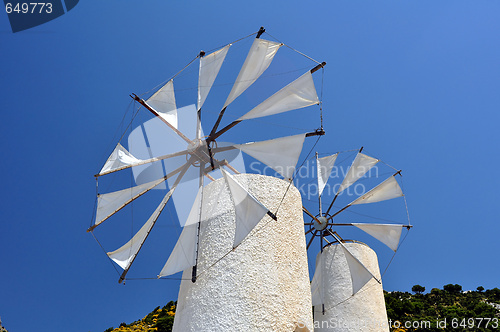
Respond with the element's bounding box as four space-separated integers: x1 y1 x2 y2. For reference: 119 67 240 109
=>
313 242 389 332
173 174 313 332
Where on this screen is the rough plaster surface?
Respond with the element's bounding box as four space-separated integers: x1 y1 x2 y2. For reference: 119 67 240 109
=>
313 243 389 332
173 174 313 332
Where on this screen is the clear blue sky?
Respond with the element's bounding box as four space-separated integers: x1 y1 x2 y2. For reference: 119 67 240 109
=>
1 1 500 331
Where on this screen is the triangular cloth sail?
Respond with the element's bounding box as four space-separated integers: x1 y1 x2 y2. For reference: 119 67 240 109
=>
310 247 337 306
221 168 270 248
352 223 403 252
351 175 403 205
340 245 378 295
337 152 379 195
146 80 178 128
198 45 230 110
310 252 324 306
182 185 204 227
317 154 338 196
99 143 142 176
238 71 319 121
234 134 306 180
107 189 173 270
159 223 198 277
223 38 282 108
95 177 167 228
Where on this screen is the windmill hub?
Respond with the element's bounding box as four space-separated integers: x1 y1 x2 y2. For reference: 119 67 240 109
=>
313 216 328 231
187 139 203 153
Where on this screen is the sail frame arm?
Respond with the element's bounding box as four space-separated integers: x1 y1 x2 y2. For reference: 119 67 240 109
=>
117 159 193 283
208 63 326 143
131 94 192 144
95 149 190 177
89 160 190 232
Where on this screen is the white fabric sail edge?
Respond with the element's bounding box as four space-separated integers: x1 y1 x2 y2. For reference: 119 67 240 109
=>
145 80 178 129
99 143 142 175
352 223 404 252
311 246 337 306
238 71 319 121
310 252 324 306
337 153 379 195
159 181 204 276
234 133 306 180
317 154 338 197
107 187 174 270
198 45 230 110
221 168 270 248
97 149 189 177
223 38 282 109
350 175 404 205
95 177 167 228
158 223 198 277
182 185 203 227
339 244 379 295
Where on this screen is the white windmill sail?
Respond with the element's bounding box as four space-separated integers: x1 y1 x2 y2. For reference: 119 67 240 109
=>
94 177 167 229
238 71 319 121
107 188 173 270
198 45 230 110
337 152 379 194
234 133 306 180
311 246 337 306
310 253 324 306
351 175 403 205
182 185 204 227
223 38 282 108
99 143 143 176
317 154 338 197
221 168 270 248
352 223 404 252
145 80 178 128
340 245 379 295
158 223 198 277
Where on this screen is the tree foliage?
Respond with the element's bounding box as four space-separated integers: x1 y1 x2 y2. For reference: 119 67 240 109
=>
104 301 176 332
385 285 500 331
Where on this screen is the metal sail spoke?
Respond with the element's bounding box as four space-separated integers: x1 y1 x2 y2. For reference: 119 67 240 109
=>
116 158 193 283
307 230 318 250
95 149 191 177
90 161 192 232
131 94 192 144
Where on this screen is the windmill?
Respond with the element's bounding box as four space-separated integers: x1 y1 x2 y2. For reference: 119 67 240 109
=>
302 148 412 316
89 27 326 286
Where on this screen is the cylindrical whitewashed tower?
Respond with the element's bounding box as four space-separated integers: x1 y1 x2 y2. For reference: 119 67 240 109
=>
313 242 389 332
173 174 313 332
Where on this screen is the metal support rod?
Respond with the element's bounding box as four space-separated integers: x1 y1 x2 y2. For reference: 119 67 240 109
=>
310 62 326 74
95 149 190 177
119 159 193 283
307 230 318 250
209 106 227 140
256 26 265 38
324 192 339 216
303 206 322 224
192 165 205 283
131 94 192 144
305 129 326 137
209 120 241 143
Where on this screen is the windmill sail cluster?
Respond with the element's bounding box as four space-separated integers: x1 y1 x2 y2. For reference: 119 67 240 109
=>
90 27 326 283
306 149 411 307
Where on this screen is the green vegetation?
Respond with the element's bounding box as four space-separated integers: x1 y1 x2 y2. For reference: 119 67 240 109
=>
104 301 176 332
385 285 500 331
104 285 500 332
